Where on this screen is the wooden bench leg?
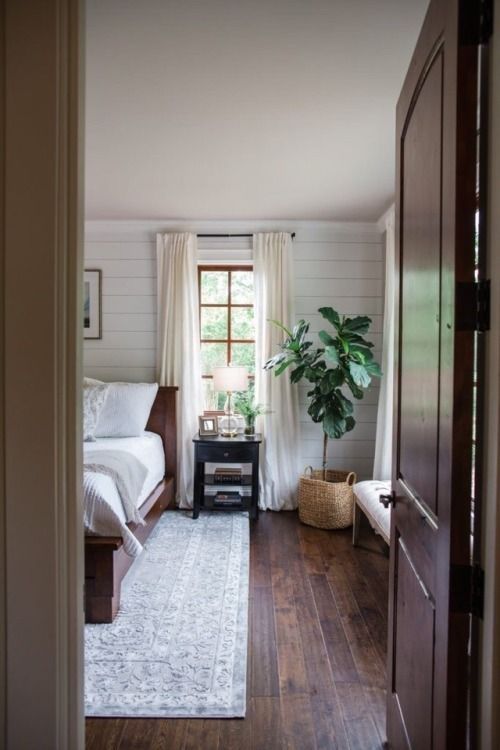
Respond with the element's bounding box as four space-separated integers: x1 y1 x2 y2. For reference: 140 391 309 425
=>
352 501 361 546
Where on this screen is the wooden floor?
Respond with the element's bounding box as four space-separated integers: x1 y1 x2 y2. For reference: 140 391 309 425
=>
86 510 389 750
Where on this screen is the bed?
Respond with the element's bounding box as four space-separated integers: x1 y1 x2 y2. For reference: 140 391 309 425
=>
84 385 177 623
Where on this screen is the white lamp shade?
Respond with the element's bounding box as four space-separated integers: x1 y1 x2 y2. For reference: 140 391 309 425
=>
212 365 248 392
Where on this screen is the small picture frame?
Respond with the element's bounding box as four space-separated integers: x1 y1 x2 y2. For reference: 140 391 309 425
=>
84 269 102 339
199 415 219 436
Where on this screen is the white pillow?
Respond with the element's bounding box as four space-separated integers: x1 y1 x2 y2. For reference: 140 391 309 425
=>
83 383 110 441
83 376 103 385
94 382 159 438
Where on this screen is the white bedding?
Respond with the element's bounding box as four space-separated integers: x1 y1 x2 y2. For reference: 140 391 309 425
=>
84 431 165 556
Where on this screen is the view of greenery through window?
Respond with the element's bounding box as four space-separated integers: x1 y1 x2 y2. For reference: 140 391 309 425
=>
199 267 255 410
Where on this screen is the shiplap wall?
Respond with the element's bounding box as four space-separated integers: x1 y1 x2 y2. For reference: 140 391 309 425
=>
84 221 384 480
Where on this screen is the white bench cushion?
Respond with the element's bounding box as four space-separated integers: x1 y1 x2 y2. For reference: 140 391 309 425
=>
354 480 392 541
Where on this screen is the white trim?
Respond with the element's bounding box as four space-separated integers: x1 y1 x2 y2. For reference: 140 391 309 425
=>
85 219 383 244
3 1 84 746
376 203 395 233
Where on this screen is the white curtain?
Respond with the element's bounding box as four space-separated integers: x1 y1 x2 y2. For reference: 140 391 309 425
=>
156 232 203 507
254 232 301 510
373 207 395 481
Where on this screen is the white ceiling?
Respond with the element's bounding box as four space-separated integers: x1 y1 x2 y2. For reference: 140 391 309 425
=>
85 0 428 222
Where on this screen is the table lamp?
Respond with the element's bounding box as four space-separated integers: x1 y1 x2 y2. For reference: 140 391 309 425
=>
212 365 248 437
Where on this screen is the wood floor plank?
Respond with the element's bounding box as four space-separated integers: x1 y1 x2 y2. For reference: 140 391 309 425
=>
117 719 158 749
362 686 387 745
86 719 124 750
251 697 284 750
309 573 360 685
280 695 317 750
250 517 272 589
150 720 188 749
250 585 280 697
183 719 220 750
335 682 385 750
310 695 350 750
277 640 309 696
218 715 252 750
298 524 328 575
320 536 387 689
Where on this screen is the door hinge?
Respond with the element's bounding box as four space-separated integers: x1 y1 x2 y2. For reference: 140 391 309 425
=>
456 279 490 332
450 563 485 618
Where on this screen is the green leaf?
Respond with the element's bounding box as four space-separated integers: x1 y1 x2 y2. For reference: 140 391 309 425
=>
318 307 341 329
324 346 339 365
267 318 293 338
329 368 344 388
275 359 294 376
308 398 325 423
264 352 286 370
318 330 335 347
290 364 306 383
323 407 346 439
345 376 364 399
320 377 331 395
339 337 350 354
343 316 372 334
365 360 382 377
349 345 374 364
345 416 355 432
337 392 354 416
348 362 371 388
319 368 343 395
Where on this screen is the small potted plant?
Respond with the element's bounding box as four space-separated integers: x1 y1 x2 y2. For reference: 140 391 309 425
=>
234 388 269 435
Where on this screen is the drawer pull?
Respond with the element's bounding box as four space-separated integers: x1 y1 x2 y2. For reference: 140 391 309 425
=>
224 451 229 457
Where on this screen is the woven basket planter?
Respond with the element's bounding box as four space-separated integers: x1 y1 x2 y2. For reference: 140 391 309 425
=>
298 467 356 529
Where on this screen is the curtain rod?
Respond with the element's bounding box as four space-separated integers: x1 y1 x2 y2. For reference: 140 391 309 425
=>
197 232 296 239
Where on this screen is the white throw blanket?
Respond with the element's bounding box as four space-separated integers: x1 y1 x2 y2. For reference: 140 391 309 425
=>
84 449 148 557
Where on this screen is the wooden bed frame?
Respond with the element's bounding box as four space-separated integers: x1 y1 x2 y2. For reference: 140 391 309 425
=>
84 385 178 623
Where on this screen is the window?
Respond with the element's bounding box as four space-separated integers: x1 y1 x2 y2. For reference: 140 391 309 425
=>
199 266 255 410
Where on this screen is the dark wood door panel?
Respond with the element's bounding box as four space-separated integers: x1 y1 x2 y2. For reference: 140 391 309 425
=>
388 0 484 746
393 490 436 597
392 537 435 750
399 48 444 519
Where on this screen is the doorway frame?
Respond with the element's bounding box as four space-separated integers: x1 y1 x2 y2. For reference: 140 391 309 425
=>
1 0 84 747
480 3 500 747
1 2 499 749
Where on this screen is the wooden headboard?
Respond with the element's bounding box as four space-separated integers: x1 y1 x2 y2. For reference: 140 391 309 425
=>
146 386 178 484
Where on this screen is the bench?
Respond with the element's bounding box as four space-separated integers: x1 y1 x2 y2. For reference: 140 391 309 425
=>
352 480 391 547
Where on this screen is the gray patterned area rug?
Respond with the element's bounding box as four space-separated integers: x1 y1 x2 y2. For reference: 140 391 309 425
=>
85 511 249 718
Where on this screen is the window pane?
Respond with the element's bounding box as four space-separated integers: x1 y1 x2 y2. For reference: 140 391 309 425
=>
201 306 228 340
200 271 228 304
202 380 226 411
201 342 227 375
231 271 253 304
231 307 254 340
231 342 255 373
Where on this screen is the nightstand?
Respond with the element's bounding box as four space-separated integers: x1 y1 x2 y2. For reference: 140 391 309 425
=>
192 433 262 520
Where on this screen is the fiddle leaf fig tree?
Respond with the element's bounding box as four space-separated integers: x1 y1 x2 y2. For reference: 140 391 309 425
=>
264 307 381 479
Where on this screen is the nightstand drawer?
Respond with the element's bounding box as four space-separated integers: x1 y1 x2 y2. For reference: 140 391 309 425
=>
196 444 255 463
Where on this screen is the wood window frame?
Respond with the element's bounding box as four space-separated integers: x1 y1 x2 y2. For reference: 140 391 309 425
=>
198 265 255 406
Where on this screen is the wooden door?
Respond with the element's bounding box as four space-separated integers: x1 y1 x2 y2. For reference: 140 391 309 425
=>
387 0 490 747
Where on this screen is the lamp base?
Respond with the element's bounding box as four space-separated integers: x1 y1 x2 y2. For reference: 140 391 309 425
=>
219 413 238 437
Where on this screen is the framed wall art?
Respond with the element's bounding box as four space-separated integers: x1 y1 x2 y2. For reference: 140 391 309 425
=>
84 269 102 339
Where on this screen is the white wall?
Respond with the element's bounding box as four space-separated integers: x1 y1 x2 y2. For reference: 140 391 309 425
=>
84 220 384 480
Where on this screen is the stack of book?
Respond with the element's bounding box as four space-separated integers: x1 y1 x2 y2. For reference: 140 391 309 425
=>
214 491 242 505
213 467 242 484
